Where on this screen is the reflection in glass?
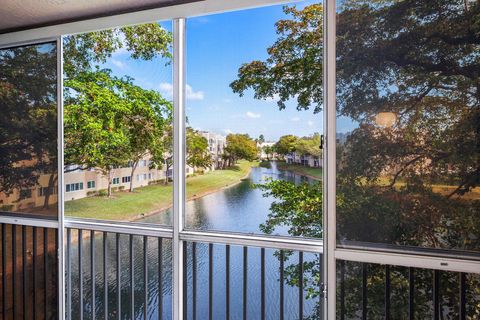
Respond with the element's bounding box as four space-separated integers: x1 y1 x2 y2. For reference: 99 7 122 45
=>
0 42 58 218
336 0 480 254
63 22 173 224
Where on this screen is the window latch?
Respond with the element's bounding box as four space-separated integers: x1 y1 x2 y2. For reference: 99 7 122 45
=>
320 134 325 150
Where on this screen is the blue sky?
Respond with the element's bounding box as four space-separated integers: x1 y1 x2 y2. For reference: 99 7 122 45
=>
103 1 355 141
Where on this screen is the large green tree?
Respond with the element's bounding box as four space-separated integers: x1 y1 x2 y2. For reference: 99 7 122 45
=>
186 128 212 172
223 134 258 166
274 134 299 157
232 1 480 318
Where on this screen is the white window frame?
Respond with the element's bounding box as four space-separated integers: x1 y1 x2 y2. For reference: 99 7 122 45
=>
1 1 479 319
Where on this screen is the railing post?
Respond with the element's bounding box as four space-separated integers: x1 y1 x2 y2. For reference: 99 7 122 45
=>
173 17 186 320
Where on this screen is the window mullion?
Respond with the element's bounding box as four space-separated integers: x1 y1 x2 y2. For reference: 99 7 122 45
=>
323 0 337 319
172 17 186 320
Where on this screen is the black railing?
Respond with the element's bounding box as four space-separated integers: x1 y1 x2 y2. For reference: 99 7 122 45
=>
66 228 170 320
337 261 479 320
182 241 321 320
0 223 58 319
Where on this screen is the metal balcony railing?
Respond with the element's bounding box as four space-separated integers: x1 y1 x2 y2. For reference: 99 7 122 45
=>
0 223 59 319
64 219 323 320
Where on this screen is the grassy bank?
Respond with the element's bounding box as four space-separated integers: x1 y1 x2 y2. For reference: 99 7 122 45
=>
65 160 258 221
276 161 322 180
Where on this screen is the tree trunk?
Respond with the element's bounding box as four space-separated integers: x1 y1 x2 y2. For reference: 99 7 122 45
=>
43 173 55 209
129 161 138 192
164 160 171 185
107 169 113 197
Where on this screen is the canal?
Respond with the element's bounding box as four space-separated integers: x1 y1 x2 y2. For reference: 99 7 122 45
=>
69 162 322 319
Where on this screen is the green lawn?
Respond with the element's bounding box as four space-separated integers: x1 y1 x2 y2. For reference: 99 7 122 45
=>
65 160 258 221
276 161 323 180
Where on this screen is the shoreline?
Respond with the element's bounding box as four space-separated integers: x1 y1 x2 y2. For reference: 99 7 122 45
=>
129 164 255 222
275 161 322 181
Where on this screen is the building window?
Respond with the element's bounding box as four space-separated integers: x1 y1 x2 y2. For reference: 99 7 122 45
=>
137 174 147 181
66 183 84 193
112 177 120 185
87 181 95 189
38 187 57 197
122 176 131 183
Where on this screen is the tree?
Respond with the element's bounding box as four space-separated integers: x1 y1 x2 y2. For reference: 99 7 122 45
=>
63 23 172 78
186 128 212 172
274 135 298 157
63 23 174 194
257 134 265 144
294 133 322 158
232 1 480 317
0 43 58 210
262 145 275 161
64 70 131 197
223 134 258 166
121 80 172 192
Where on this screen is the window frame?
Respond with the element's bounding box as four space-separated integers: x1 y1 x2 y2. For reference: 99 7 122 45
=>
0 1 479 320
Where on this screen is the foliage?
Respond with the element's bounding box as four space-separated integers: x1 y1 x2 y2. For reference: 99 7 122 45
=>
274 134 299 155
187 128 212 171
262 145 275 160
230 4 323 113
63 23 172 78
64 69 171 196
0 43 58 207
257 180 322 238
234 0 480 317
223 133 258 165
294 133 322 157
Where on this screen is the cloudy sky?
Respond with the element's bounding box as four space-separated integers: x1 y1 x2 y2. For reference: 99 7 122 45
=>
102 0 355 141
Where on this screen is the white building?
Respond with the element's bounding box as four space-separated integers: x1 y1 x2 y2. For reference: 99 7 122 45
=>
258 141 276 160
286 152 322 168
199 131 226 169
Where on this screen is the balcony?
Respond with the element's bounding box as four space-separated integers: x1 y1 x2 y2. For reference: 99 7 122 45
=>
1 0 480 319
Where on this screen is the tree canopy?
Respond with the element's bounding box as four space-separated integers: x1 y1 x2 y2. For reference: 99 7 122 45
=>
186 128 212 171
224 134 258 166
0 43 58 208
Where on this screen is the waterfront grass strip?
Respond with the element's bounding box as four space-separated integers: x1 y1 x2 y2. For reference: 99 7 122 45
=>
65 160 258 221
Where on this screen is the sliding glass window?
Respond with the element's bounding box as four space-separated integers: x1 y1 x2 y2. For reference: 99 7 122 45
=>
0 41 59 319
185 2 324 239
63 22 174 226
335 0 480 257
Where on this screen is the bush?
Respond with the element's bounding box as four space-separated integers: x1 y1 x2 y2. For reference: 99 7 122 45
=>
97 189 108 197
118 186 125 191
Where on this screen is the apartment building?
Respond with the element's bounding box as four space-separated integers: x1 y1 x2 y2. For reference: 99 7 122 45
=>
286 152 322 167
199 131 226 169
63 158 167 201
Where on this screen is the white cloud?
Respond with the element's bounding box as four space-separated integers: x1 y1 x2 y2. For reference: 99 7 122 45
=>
159 82 174 97
246 111 261 119
186 85 204 101
158 83 204 101
223 98 232 103
307 120 314 127
224 129 233 134
291 117 300 122
111 58 127 69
